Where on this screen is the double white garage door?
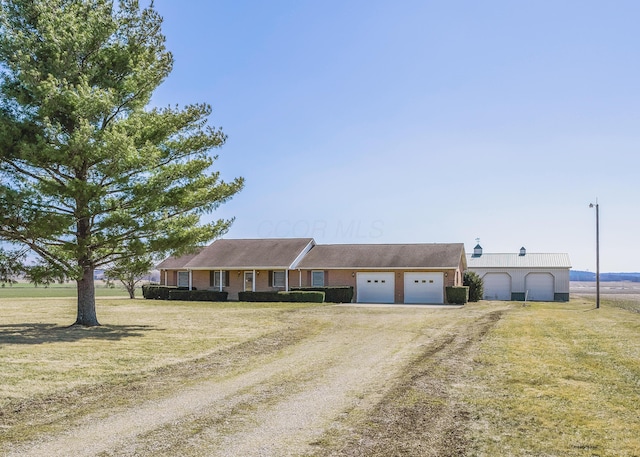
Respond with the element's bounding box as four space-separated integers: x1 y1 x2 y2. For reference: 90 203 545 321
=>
356 272 444 304
482 272 555 301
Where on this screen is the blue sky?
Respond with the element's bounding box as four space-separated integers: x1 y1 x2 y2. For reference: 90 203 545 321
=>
151 0 640 272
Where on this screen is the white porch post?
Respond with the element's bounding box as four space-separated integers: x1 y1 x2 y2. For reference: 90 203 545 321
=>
299 269 302 287
252 269 256 292
219 269 223 292
285 270 289 291
188 270 193 291
164 270 168 285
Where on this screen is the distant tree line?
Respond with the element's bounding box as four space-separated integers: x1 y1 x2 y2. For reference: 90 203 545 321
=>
570 270 640 282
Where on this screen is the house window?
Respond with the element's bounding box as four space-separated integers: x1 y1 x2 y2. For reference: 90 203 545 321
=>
312 270 325 287
211 271 228 288
177 271 189 288
272 271 286 288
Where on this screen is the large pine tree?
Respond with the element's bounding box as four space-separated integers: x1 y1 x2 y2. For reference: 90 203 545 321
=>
0 0 243 326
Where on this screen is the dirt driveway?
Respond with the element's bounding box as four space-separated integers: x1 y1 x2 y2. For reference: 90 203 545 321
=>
5 303 507 457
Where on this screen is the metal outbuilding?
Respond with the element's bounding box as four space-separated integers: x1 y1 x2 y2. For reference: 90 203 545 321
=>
466 245 571 302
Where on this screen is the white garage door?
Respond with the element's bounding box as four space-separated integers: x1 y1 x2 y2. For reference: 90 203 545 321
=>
357 272 395 303
483 273 511 300
526 273 554 301
404 272 444 304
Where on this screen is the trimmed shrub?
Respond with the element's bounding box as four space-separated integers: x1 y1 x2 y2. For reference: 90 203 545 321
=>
238 291 281 302
278 291 325 303
446 286 469 304
463 271 484 302
238 290 325 303
168 289 228 301
142 285 177 300
290 286 353 303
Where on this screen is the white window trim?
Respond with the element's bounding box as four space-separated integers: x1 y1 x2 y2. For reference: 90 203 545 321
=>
272 270 286 288
214 271 226 289
177 271 189 288
311 270 325 287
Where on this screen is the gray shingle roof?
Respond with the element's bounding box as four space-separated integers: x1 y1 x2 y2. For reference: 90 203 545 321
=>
466 253 571 268
296 243 466 269
159 238 315 270
156 247 205 269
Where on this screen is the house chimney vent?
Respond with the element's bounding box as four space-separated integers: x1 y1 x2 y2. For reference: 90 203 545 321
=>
519 246 526 256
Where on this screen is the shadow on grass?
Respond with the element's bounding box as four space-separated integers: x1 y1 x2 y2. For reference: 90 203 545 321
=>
0 323 160 345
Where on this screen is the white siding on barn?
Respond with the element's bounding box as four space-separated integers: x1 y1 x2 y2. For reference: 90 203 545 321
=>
467 252 571 302
470 267 570 301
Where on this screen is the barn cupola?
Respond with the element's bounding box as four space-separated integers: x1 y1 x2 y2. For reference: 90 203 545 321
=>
519 246 526 256
473 244 483 257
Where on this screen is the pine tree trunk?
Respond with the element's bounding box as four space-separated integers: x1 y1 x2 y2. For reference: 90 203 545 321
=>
75 265 100 326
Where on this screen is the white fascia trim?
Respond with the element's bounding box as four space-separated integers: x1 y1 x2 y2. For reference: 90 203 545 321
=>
289 239 316 269
298 266 451 270
185 266 454 271
185 266 289 271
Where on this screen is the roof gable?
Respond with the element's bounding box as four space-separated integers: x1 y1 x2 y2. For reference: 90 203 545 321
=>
184 238 315 269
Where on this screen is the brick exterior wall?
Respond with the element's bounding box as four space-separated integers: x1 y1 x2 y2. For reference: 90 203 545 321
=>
159 262 465 303
191 270 209 290
296 268 464 303
160 270 177 286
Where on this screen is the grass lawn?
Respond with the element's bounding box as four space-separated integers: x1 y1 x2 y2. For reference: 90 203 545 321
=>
0 296 319 406
1 292 639 456
466 296 640 456
0 281 132 298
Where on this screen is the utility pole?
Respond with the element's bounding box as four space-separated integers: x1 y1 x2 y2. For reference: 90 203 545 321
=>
589 201 600 309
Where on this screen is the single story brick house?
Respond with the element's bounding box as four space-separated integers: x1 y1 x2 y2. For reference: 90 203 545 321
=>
466 245 571 301
156 238 315 297
157 238 467 304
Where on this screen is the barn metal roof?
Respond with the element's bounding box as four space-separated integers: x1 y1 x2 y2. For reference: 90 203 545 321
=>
466 253 571 268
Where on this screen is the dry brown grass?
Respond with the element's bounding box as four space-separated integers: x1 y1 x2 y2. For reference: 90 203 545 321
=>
0 297 321 417
465 297 640 456
3 297 508 456
3 295 640 456
0 298 322 443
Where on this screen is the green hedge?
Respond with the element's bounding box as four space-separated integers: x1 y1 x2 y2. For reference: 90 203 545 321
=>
142 285 177 300
279 291 325 302
290 286 354 303
237 291 279 302
142 286 226 301
446 286 469 304
238 290 325 303
168 289 228 302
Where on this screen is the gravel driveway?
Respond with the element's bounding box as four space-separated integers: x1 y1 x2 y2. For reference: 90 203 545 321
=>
5 304 506 457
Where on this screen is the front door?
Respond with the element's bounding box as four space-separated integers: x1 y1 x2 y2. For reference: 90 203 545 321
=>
244 271 254 292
